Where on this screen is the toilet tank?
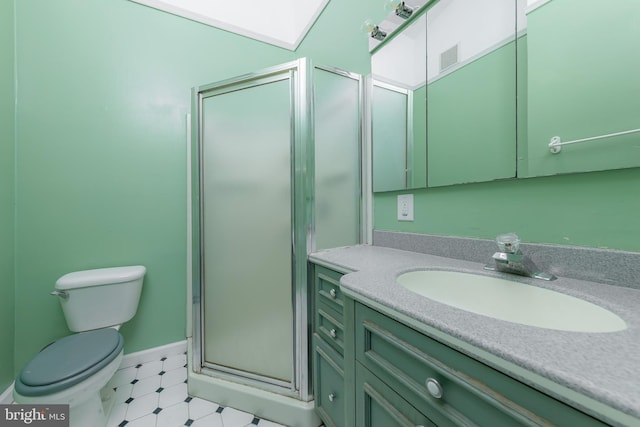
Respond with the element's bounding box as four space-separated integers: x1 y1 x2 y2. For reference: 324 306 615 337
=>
54 266 146 332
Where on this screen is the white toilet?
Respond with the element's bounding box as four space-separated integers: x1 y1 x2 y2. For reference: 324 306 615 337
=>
13 265 146 427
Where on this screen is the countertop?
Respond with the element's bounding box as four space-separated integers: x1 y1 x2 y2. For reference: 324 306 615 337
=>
309 245 640 427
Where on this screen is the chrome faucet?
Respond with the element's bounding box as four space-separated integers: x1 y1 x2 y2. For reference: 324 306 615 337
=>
484 233 556 281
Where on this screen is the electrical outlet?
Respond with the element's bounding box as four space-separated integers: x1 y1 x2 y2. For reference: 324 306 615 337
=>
397 194 414 221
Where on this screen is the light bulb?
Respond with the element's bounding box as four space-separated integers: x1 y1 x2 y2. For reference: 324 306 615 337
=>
385 0 413 19
384 0 402 12
360 19 377 34
360 19 387 40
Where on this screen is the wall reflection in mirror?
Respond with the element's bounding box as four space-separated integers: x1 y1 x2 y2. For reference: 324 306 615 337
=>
426 0 517 187
372 13 427 192
521 0 640 177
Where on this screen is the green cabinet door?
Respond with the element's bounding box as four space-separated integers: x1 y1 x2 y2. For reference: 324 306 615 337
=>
356 362 436 427
314 335 345 427
354 300 613 427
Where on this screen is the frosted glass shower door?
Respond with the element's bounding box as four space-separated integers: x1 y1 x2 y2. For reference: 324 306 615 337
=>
200 77 293 384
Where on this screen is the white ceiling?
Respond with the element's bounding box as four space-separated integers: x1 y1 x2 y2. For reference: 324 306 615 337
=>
129 0 330 50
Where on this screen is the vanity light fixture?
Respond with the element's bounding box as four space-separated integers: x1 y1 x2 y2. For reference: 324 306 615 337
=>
370 25 387 40
362 19 387 41
388 0 414 19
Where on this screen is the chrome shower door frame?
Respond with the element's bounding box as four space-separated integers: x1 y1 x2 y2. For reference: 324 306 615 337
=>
190 58 314 400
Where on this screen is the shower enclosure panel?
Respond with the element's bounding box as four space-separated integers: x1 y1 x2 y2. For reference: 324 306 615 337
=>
192 61 312 397
314 66 363 251
201 78 293 384
190 59 362 425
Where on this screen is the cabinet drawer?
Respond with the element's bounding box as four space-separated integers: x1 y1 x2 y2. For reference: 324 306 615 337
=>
316 302 345 355
314 334 345 427
356 303 610 427
356 362 436 427
314 265 344 317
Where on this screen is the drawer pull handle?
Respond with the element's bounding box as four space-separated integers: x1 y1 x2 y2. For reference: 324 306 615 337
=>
426 378 443 399
328 392 336 402
329 288 337 298
329 328 337 338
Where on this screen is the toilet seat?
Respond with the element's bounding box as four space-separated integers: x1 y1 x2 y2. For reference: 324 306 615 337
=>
15 328 124 397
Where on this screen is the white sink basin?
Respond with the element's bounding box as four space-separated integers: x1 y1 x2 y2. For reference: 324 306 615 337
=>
397 270 626 332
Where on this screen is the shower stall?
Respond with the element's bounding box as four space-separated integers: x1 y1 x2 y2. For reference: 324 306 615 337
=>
188 59 363 426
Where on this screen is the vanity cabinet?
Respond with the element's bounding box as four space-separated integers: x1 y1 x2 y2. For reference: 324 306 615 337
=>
312 264 612 427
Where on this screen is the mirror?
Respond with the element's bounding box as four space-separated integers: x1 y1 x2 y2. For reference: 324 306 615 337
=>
371 0 640 191
426 0 517 187
520 0 640 177
371 13 427 192
370 0 518 191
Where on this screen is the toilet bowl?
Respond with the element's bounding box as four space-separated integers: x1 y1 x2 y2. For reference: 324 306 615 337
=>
13 266 145 427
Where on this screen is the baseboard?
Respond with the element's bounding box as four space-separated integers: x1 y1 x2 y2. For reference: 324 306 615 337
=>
0 382 14 404
120 340 187 369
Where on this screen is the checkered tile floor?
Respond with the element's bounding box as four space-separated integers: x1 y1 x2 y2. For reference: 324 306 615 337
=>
103 354 287 427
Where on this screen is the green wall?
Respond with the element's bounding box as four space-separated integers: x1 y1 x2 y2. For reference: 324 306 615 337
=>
374 167 640 252
13 0 374 373
0 0 16 391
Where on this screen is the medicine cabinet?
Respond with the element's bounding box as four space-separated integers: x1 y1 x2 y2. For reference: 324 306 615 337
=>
371 0 640 192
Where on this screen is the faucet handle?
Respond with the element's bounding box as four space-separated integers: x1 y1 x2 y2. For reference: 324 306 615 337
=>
496 233 520 254
492 251 523 262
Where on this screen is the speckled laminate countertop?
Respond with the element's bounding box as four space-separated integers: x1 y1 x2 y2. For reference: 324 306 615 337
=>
309 245 640 427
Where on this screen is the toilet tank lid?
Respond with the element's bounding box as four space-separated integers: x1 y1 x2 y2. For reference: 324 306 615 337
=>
55 265 146 290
